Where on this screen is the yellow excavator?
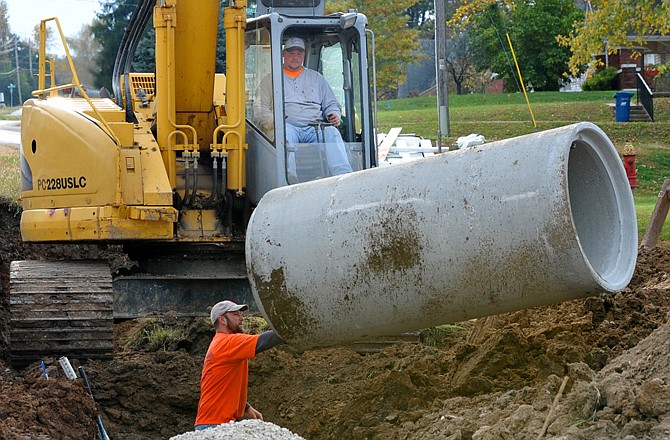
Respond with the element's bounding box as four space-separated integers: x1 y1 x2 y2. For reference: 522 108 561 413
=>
11 0 376 364
11 0 638 364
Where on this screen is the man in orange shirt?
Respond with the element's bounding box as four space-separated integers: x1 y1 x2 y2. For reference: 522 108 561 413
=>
194 300 283 430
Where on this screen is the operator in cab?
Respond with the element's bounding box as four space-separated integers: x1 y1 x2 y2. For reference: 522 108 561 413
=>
255 37 353 180
194 300 283 430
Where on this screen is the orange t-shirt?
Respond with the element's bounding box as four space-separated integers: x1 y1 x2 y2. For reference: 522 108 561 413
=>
194 332 259 425
283 67 303 78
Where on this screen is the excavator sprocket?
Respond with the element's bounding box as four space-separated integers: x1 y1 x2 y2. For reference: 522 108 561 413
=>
10 260 114 367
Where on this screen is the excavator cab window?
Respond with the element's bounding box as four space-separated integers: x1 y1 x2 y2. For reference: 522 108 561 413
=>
280 31 365 184
245 13 373 195
246 27 274 142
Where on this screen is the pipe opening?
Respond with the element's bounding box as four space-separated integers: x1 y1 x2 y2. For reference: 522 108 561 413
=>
567 129 637 291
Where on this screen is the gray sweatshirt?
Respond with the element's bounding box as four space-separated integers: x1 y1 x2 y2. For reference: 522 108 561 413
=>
255 67 341 129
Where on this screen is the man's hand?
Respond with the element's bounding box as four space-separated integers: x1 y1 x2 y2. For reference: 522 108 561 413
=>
245 404 263 420
326 113 341 126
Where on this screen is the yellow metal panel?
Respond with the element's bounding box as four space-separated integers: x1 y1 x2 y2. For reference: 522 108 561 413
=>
109 122 135 146
20 208 74 241
20 100 118 210
21 206 177 242
120 148 144 205
68 206 103 239
213 74 227 106
137 136 174 205
178 209 221 238
174 0 219 113
128 206 178 222
46 97 126 123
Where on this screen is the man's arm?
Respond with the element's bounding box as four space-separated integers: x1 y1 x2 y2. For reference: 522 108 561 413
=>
253 75 275 131
255 330 283 354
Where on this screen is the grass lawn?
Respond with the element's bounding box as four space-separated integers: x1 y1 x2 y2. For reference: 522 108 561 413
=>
0 154 20 201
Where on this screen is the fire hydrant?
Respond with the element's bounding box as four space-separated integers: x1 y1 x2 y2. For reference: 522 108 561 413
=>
622 144 638 189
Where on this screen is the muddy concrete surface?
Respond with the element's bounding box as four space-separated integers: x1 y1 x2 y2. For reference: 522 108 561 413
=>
1 143 670 439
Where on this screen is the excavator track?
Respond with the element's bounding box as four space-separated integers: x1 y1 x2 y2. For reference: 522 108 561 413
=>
10 260 114 367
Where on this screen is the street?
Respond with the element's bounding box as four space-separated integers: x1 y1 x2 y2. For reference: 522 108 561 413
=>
0 120 20 148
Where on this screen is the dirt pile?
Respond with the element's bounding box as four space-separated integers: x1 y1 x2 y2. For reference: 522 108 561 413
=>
2 193 670 439
0 359 99 439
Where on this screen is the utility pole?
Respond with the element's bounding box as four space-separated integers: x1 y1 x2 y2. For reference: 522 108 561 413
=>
14 39 23 105
435 0 450 152
29 43 34 77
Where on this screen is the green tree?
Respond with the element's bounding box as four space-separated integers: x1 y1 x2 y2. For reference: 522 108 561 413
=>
0 0 10 42
329 0 421 98
406 0 433 28
465 0 582 92
509 0 583 91
0 0 37 105
90 0 141 90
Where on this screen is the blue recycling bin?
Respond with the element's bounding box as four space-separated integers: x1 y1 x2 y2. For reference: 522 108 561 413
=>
613 91 634 122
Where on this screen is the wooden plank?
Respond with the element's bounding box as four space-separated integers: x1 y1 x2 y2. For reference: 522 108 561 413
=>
377 127 402 162
641 178 670 248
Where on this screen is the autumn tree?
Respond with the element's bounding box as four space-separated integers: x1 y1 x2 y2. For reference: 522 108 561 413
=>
558 0 670 73
329 0 421 98
454 0 670 75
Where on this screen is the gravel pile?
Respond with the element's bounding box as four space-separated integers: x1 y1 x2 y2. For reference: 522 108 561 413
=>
169 420 306 440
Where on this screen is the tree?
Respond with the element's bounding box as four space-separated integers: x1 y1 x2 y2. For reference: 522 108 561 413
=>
459 0 582 92
67 25 100 88
406 0 434 28
90 0 141 90
446 30 475 94
0 0 38 105
509 0 583 91
558 1 670 73
329 0 421 99
454 0 670 75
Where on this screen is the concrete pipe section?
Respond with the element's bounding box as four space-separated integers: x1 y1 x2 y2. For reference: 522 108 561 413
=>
246 122 637 350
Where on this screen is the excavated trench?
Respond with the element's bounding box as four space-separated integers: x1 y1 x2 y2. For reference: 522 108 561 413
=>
2 143 670 438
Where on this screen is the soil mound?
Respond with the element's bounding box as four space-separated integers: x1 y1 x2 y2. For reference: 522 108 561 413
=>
2 197 670 439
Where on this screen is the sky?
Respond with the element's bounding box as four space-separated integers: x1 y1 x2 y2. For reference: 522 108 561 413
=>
6 0 101 47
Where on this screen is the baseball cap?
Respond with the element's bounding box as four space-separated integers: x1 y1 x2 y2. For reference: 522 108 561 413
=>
284 37 305 51
210 300 249 324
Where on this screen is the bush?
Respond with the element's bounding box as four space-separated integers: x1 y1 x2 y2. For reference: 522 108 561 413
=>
657 63 670 78
582 67 618 91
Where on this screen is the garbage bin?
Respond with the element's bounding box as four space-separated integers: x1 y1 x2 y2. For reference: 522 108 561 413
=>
613 91 634 122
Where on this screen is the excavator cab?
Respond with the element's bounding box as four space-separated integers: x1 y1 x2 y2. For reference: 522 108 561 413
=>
244 7 376 204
